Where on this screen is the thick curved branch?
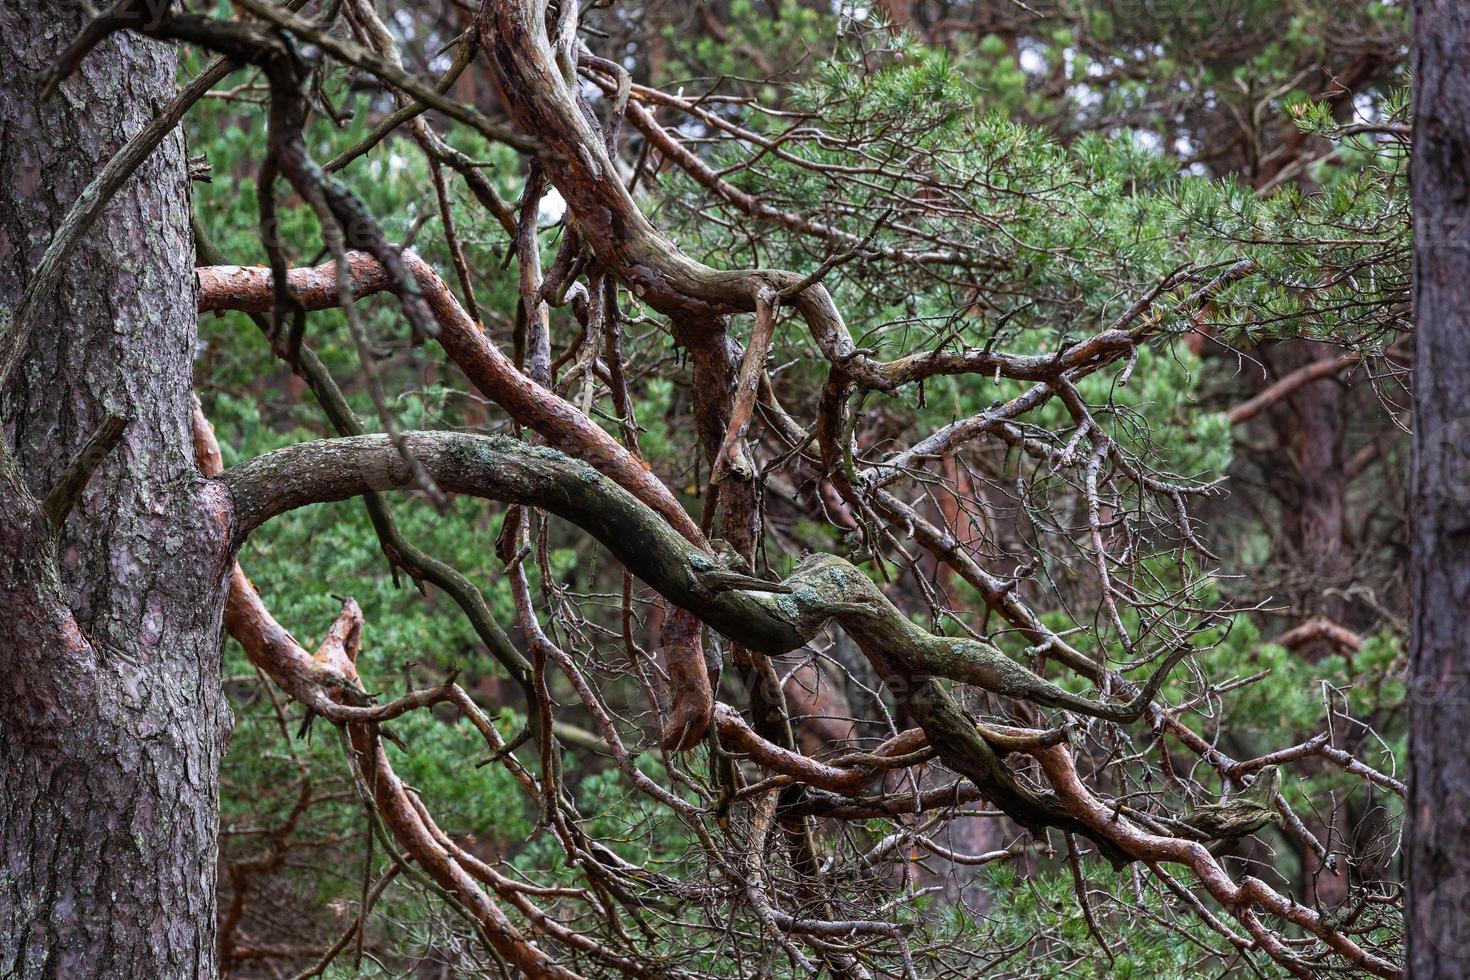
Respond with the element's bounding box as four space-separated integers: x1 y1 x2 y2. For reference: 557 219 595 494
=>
219 431 1187 857
221 431 801 654
192 408 586 978
220 432 1182 728
197 252 705 547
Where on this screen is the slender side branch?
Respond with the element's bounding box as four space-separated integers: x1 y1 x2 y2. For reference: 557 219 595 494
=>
41 414 128 529
1227 353 1362 425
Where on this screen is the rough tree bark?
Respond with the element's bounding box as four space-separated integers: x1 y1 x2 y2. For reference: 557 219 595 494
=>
1409 1 1470 975
0 3 227 975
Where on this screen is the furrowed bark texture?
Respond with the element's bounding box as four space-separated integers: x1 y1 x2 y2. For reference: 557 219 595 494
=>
0 4 228 975
1409 2 1470 975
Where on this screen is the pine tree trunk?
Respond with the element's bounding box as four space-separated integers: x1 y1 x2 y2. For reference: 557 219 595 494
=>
1409 1 1470 974
0 3 230 975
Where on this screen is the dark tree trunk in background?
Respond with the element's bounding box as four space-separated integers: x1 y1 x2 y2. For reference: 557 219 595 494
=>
0 2 229 975
1409 2 1470 975
1268 340 1349 622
